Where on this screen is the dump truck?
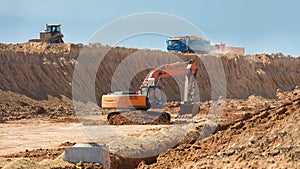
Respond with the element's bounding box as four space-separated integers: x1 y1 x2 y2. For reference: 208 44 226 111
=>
102 60 200 124
166 36 212 54
166 35 245 55
29 24 64 43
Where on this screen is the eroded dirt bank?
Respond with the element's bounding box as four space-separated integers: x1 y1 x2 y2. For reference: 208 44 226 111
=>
0 42 299 168
0 42 299 102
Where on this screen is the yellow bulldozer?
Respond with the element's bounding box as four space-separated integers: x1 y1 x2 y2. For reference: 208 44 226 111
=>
29 24 64 43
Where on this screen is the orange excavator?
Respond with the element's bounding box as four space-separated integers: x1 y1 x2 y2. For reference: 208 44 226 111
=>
102 60 199 123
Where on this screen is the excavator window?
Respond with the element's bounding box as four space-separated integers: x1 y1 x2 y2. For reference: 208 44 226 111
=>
140 86 149 96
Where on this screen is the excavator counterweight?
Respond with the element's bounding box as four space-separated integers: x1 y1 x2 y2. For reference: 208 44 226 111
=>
102 94 149 110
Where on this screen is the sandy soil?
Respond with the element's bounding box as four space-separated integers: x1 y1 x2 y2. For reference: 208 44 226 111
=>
0 118 170 168
0 42 299 168
0 88 298 168
138 89 300 169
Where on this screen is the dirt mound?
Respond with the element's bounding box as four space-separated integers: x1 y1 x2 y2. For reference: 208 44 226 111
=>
0 42 72 54
138 88 300 168
107 111 171 125
0 89 77 123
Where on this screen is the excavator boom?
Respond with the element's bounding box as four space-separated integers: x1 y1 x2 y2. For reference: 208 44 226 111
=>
139 60 197 90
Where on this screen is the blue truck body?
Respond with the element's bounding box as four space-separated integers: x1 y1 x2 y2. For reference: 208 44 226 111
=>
166 36 213 54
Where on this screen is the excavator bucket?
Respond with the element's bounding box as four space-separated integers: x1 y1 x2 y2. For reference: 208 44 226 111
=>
176 103 200 122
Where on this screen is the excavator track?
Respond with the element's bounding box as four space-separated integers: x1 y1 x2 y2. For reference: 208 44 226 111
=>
107 110 171 125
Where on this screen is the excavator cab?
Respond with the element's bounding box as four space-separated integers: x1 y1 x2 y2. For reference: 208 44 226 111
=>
140 78 166 108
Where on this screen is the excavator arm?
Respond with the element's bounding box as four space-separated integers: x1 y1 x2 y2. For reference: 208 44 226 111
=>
140 60 197 88
138 60 198 102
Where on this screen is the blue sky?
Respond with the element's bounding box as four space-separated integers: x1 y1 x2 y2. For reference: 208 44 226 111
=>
0 0 299 56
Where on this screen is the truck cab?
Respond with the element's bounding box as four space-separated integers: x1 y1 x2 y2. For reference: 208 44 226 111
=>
166 36 211 54
166 37 192 53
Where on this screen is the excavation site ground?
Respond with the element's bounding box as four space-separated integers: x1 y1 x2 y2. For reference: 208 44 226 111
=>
0 42 299 168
